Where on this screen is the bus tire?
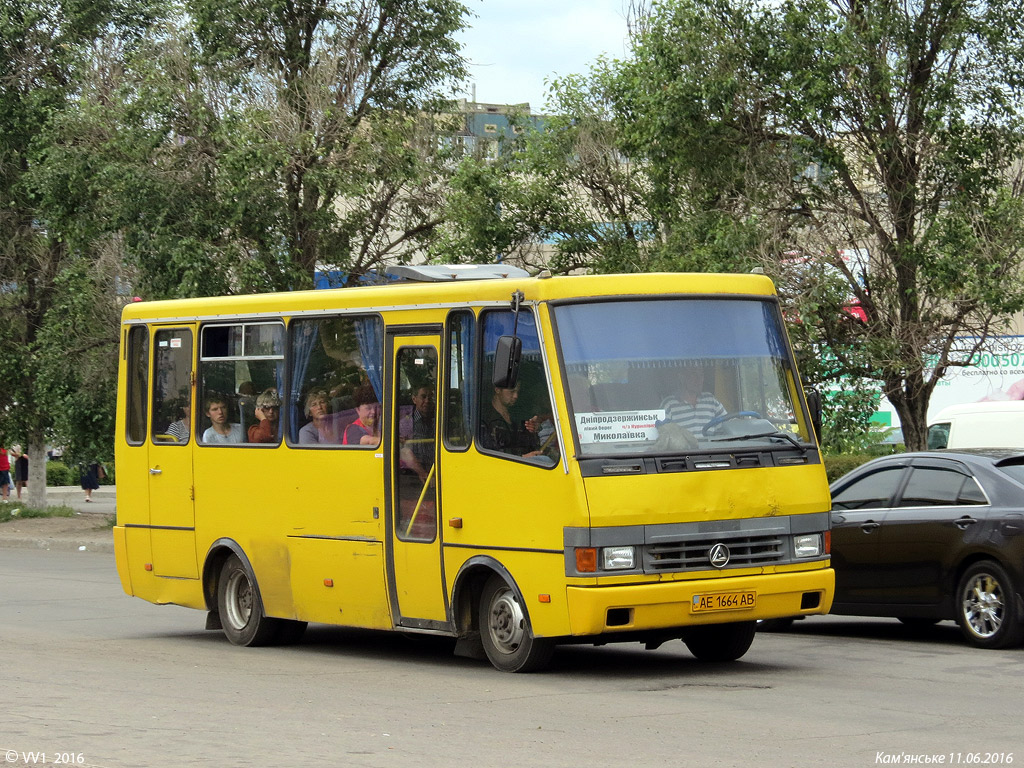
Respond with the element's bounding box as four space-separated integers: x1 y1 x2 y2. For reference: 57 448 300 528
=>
479 575 554 673
684 621 756 662
217 554 280 647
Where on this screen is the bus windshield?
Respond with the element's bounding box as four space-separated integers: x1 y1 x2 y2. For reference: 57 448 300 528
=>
554 298 813 456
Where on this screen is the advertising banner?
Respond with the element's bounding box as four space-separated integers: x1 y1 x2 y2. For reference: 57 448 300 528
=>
876 336 1024 427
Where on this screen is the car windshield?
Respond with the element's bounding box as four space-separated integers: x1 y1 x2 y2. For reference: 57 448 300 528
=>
553 298 813 457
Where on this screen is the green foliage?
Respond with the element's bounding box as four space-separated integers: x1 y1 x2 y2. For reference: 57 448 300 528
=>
819 387 883 454
45 462 76 487
823 454 876 484
106 0 474 290
0 0 158 467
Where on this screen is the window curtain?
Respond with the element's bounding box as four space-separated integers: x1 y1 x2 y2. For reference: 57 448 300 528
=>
355 317 384 400
289 321 320 441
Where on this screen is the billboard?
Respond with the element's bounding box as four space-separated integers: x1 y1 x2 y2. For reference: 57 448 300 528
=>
875 336 1024 427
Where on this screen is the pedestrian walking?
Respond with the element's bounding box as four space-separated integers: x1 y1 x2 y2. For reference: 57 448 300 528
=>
0 439 10 503
12 445 27 501
80 461 102 502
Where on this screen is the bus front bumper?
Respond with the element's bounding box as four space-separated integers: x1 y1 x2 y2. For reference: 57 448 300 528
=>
565 568 834 636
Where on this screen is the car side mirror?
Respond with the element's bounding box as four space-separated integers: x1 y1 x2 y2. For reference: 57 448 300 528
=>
492 335 522 389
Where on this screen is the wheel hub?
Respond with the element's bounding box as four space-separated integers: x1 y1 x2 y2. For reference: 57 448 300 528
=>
225 571 253 630
963 574 1003 638
488 588 525 654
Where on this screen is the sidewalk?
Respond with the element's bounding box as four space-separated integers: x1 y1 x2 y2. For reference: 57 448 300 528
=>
0 486 116 553
20 484 116 516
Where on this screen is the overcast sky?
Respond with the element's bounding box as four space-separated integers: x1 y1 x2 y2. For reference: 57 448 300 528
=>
456 0 634 112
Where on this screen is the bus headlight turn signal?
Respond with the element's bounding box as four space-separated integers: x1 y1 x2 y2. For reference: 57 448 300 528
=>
575 546 637 573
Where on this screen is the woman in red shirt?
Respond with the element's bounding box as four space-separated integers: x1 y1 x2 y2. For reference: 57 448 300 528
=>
0 440 11 502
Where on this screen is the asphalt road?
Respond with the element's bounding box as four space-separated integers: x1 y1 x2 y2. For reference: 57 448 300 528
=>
2 547 1023 768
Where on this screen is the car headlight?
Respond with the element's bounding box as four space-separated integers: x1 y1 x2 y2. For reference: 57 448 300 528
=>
793 534 822 558
602 546 636 570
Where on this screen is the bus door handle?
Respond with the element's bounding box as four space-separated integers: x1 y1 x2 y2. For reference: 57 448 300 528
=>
149 467 163 475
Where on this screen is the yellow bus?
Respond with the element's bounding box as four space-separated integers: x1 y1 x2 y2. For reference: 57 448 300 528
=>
114 266 834 672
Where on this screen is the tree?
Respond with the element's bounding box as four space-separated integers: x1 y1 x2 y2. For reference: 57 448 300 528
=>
0 0 159 504
179 0 471 288
54 1 470 300
436 68 653 274
617 0 1024 449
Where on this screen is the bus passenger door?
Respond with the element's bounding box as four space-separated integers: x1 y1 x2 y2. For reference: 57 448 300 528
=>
385 333 447 628
148 325 198 579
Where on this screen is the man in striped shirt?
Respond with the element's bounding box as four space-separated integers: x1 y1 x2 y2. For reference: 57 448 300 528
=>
660 366 726 435
166 401 191 442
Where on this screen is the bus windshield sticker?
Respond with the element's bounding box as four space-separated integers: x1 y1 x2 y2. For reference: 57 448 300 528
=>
575 410 664 444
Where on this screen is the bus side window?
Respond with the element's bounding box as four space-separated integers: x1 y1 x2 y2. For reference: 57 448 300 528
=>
151 329 193 445
199 323 284 445
288 315 383 447
125 326 149 445
445 310 475 449
478 310 558 466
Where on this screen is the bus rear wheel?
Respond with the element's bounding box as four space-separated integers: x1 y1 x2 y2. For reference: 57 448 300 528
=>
684 621 756 662
217 554 280 647
479 576 554 673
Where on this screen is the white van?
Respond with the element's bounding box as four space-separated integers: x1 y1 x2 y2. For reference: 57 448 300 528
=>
926 401 1024 449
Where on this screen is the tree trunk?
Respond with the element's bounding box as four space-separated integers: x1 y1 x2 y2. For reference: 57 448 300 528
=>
27 430 48 508
886 374 932 452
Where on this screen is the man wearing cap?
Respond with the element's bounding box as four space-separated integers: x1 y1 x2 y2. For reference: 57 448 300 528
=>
248 389 282 443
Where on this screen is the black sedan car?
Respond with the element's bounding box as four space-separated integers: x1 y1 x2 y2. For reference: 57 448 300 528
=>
827 449 1024 648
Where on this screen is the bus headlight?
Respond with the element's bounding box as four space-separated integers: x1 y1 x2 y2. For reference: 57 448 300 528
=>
793 534 822 558
602 546 636 570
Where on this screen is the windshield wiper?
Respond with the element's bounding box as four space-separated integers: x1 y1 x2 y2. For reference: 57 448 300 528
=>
706 429 810 453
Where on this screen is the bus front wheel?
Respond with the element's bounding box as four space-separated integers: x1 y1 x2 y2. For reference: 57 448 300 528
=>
684 621 756 662
217 554 280 647
479 576 554 673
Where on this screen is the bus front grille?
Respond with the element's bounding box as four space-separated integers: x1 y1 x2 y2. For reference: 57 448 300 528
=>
645 535 785 572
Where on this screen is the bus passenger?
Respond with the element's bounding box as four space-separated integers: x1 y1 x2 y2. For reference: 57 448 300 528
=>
343 385 381 446
202 395 244 444
299 390 340 444
399 383 436 480
480 383 543 458
661 366 726 434
165 400 191 442
247 389 281 443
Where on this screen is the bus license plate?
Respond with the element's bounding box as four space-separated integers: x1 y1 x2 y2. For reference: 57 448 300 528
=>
691 591 756 613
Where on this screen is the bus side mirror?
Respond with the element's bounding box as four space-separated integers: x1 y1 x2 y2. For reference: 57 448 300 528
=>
492 335 522 389
806 388 823 443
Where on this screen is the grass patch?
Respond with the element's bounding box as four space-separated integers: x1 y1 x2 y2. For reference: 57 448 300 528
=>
0 501 77 523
